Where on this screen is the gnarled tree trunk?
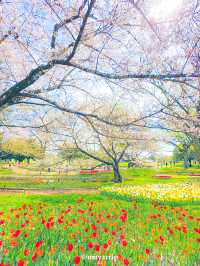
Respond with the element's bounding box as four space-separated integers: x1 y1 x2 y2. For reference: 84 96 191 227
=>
113 161 122 183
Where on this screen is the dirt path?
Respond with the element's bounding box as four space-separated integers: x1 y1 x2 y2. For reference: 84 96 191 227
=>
0 188 99 195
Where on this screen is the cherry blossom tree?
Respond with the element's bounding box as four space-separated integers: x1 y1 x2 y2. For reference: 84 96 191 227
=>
55 104 157 183
0 0 199 130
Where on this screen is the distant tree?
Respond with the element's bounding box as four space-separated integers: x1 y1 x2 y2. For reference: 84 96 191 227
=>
193 139 200 164
59 141 88 164
172 134 200 168
2 137 45 163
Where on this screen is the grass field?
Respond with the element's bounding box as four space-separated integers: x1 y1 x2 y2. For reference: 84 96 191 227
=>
0 165 200 265
0 166 199 189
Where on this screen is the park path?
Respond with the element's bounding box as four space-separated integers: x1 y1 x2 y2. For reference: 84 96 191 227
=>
0 188 99 195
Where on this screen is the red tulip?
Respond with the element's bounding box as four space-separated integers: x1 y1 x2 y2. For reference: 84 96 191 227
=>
103 243 108 249
95 244 100 251
112 230 117 236
91 232 97 238
167 227 174 235
91 224 97 231
35 240 43 249
120 215 127 222
120 234 125 240
24 249 30 256
159 236 165 242
121 240 128 247
124 258 129 265
12 230 21 238
10 240 18 248
32 253 38 262
48 217 54 222
74 256 81 265
57 218 63 224
104 228 108 234
87 242 93 249
24 233 28 239
194 228 200 234
145 248 150 254
108 239 112 245
17 259 25 266
68 243 73 252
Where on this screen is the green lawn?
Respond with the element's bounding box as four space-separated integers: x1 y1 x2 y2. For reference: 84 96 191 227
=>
0 168 15 175
0 166 199 189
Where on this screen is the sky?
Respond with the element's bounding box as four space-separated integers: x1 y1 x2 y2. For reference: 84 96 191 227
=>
149 0 184 22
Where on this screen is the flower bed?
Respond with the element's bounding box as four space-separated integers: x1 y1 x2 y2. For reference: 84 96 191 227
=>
80 169 112 175
100 183 200 203
0 198 200 265
0 200 130 265
155 175 172 179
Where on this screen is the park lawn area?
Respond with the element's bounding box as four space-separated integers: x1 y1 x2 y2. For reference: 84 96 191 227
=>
0 193 200 266
0 169 15 175
0 166 199 189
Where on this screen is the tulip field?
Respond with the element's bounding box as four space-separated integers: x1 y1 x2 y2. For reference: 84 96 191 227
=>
0 192 199 266
0 165 200 266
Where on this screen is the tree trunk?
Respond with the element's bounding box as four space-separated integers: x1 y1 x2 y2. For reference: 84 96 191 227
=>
184 158 189 168
113 162 122 183
188 158 192 167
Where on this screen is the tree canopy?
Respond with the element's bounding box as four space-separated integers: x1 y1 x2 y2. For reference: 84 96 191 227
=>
0 0 199 135
1 137 45 162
